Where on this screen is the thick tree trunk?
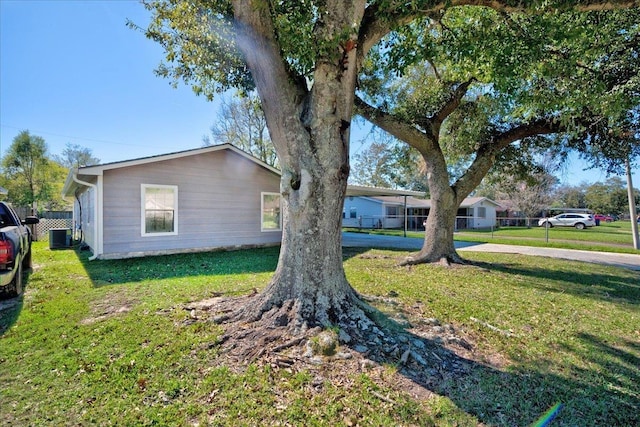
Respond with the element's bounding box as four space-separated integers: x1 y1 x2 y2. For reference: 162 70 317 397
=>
233 0 371 329
403 182 465 266
246 143 367 327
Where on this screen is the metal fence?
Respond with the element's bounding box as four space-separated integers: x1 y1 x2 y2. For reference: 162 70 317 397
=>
344 215 548 231
344 215 491 231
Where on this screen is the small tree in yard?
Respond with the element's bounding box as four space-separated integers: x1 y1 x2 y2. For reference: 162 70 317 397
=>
492 170 558 226
1 130 67 212
135 1 638 354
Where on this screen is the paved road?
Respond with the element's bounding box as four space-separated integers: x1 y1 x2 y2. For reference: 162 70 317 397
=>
342 232 640 271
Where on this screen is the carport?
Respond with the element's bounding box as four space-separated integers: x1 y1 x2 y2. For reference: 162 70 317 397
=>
344 185 426 237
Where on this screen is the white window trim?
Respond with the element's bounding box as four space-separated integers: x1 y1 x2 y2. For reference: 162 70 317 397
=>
141 184 178 237
261 192 282 232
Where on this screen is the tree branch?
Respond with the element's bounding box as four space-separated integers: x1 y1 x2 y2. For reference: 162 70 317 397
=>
454 118 562 198
231 0 309 160
434 78 476 124
354 96 434 152
493 118 562 149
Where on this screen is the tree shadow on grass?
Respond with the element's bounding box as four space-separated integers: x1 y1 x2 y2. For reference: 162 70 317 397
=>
0 295 23 336
75 245 283 288
75 244 376 288
358 306 640 426
473 259 640 305
0 269 35 336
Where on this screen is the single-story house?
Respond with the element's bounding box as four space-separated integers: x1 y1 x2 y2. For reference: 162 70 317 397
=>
342 195 502 230
62 144 284 260
62 144 422 260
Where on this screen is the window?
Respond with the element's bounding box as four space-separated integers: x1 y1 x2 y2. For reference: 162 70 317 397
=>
477 207 486 218
386 206 399 217
261 192 281 231
350 207 357 219
142 184 177 236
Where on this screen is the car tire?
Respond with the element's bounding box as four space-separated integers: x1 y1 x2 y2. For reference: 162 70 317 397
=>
22 246 32 270
575 223 585 230
3 262 23 298
542 221 552 228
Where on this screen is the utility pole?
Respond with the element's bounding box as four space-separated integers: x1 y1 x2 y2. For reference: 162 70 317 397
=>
626 158 639 250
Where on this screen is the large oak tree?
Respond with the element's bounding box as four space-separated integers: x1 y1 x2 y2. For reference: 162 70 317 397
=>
138 0 637 335
356 7 640 264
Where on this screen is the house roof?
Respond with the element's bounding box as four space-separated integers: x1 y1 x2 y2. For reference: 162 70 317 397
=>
345 185 425 198
62 144 425 198
62 144 279 197
361 195 503 209
462 197 502 208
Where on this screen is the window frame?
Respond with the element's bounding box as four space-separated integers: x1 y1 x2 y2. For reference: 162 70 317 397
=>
141 184 178 237
261 192 282 232
385 205 399 217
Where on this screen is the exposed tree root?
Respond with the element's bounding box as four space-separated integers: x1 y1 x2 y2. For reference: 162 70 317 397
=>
399 251 467 267
177 290 508 404
203 292 383 362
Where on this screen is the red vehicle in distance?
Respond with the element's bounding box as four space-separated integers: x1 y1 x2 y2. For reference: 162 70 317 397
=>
594 214 614 223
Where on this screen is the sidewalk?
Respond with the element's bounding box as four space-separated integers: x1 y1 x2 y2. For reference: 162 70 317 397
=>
342 232 640 271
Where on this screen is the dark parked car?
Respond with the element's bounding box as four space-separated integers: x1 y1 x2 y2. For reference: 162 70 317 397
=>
0 202 39 298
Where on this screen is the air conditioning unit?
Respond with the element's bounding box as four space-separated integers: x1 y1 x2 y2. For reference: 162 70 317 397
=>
49 228 71 249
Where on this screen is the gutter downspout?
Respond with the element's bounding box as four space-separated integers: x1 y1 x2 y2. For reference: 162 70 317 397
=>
72 170 100 261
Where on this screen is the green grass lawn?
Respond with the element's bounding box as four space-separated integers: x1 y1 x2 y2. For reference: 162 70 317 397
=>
1 242 638 426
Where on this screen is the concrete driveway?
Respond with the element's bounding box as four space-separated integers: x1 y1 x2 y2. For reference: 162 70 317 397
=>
342 232 640 271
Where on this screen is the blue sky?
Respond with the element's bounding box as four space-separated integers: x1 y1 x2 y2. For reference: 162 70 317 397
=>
1 0 638 187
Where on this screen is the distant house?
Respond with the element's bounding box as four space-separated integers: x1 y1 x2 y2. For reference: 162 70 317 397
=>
342 195 502 230
454 197 502 229
342 196 405 229
62 145 420 260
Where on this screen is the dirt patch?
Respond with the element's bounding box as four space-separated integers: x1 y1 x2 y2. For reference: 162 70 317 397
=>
80 304 133 325
80 290 138 325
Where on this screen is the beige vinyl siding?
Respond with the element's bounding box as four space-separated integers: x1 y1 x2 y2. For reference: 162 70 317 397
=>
101 150 281 258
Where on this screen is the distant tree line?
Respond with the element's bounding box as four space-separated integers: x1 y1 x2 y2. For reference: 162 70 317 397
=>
476 174 639 218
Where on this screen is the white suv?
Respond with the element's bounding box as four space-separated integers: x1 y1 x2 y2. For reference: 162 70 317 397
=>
538 213 596 230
